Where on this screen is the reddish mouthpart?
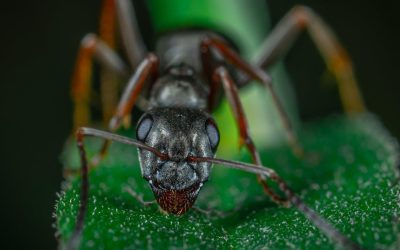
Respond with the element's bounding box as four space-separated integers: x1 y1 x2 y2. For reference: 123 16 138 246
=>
152 182 201 215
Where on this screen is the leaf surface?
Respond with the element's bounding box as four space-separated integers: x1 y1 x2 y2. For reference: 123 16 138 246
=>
56 114 400 249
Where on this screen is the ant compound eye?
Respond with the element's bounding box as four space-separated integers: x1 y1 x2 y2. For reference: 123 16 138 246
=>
205 118 220 151
136 114 153 142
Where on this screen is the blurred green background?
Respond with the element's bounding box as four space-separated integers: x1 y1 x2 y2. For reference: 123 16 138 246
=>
0 0 399 249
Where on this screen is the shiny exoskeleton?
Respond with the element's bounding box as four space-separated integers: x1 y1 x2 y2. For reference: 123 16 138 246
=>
68 1 365 249
137 107 218 214
136 32 222 214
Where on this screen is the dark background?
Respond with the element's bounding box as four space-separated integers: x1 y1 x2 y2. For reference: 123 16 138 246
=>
0 0 398 249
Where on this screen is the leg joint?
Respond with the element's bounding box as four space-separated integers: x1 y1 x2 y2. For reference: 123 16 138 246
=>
291 5 313 28
81 33 98 50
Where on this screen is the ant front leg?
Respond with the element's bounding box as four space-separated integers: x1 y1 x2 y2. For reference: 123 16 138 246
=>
253 5 366 113
124 186 156 206
91 54 158 166
212 66 289 206
201 37 303 157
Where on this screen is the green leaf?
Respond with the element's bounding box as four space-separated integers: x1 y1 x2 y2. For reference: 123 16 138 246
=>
55 114 399 249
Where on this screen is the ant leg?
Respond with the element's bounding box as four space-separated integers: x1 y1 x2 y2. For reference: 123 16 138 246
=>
201 37 303 157
189 156 361 250
67 127 166 249
98 0 122 124
91 54 158 166
253 5 365 113
115 0 147 68
100 0 147 68
109 54 158 130
97 0 148 123
124 186 156 206
213 66 289 206
71 33 129 131
99 0 117 48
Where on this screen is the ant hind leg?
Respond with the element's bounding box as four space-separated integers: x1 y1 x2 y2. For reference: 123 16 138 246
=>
253 5 366 114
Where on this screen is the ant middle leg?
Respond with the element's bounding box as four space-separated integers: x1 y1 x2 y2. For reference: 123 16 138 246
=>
71 33 129 132
201 37 303 157
91 54 159 166
71 0 149 132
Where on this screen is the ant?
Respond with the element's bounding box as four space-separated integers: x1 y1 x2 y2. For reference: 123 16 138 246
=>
65 0 366 249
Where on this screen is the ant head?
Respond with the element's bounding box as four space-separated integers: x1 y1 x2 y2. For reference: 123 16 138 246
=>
136 107 220 214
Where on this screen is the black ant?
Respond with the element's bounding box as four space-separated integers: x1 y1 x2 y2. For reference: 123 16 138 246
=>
65 0 366 249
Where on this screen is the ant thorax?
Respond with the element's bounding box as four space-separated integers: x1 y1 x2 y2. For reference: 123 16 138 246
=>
148 64 209 110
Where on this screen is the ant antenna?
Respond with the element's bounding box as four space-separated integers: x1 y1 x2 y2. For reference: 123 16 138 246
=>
65 128 360 250
189 156 362 250
64 128 168 250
